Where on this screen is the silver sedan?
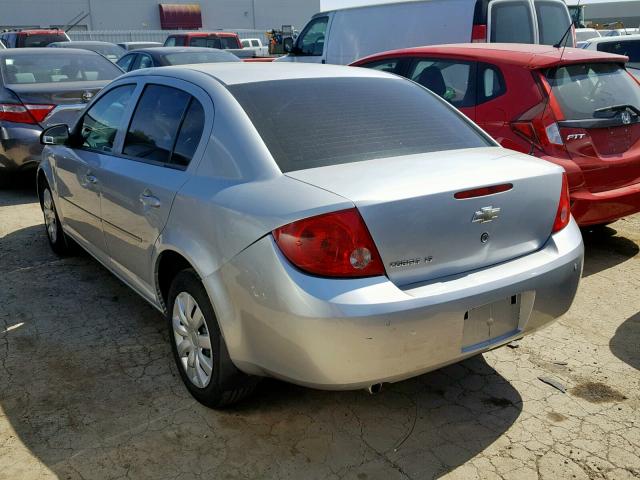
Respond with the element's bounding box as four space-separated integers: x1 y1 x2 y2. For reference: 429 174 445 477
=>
36 64 584 407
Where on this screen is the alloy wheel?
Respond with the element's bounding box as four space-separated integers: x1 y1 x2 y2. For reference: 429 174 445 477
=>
42 189 58 244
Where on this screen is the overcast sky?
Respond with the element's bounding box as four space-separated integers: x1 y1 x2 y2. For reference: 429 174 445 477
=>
321 0 638 11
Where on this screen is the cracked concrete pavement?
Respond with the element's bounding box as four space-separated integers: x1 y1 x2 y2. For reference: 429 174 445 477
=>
0 184 638 480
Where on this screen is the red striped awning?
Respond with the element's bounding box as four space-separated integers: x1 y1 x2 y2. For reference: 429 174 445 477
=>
159 4 202 30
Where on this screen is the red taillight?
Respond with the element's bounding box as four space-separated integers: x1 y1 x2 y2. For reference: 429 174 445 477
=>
472 24 487 43
552 173 571 233
273 208 385 278
0 103 54 124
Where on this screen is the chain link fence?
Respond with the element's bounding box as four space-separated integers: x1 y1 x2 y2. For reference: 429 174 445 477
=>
68 29 270 46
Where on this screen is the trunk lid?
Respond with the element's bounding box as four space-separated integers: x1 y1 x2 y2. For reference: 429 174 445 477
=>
547 63 640 192
287 147 562 287
6 81 108 127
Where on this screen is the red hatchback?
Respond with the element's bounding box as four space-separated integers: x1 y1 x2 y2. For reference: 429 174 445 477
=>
353 44 640 227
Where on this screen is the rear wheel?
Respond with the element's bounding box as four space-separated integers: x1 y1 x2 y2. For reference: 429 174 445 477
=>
167 269 259 408
41 186 72 256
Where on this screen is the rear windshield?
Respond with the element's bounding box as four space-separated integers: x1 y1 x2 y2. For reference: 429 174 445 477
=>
546 63 640 120
190 37 238 49
535 1 572 46
1 53 122 84
21 33 68 48
597 40 640 69
164 51 240 65
229 77 492 173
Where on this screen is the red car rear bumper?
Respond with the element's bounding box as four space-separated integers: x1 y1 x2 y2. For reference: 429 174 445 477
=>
570 182 640 226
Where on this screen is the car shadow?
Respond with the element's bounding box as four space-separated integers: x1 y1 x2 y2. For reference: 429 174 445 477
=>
609 313 640 371
581 225 639 277
0 224 523 479
0 173 39 207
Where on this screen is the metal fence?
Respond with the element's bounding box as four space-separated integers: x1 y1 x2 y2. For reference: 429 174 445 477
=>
68 29 270 46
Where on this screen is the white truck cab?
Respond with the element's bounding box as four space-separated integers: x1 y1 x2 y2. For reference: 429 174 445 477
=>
276 0 574 65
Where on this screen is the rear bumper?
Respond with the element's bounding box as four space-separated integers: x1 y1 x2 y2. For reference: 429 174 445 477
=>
570 182 640 226
207 220 584 390
0 122 43 172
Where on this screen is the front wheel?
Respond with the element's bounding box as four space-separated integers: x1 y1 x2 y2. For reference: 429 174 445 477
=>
41 187 72 256
167 269 259 408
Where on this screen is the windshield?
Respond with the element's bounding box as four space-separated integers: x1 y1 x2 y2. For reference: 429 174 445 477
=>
164 50 240 65
229 77 492 173
546 63 640 120
576 30 599 42
597 40 640 70
22 33 68 48
1 53 123 84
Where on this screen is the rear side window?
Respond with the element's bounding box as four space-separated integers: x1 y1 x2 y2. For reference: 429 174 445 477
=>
116 54 136 72
597 41 640 69
535 0 572 46
190 38 207 47
123 85 191 163
251 40 260 47
361 58 403 74
229 77 491 173
135 54 153 69
478 64 506 103
1 53 122 84
79 84 136 152
546 63 640 121
407 59 476 108
490 1 534 44
171 99 205 167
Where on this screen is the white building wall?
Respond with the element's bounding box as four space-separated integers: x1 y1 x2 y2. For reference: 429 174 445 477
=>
0 0 320 31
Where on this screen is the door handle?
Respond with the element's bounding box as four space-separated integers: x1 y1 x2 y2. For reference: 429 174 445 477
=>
139 191 161 208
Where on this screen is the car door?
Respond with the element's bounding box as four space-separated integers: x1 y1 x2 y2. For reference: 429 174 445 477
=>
488 0 537 44
52 83 138 257
405 57 478 119
98 79 211 296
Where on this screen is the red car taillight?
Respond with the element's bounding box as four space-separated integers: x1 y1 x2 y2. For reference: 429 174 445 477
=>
471 24 487 43
552 173 571 233
273 208 385 278
510 73 567 156
0 103 55 124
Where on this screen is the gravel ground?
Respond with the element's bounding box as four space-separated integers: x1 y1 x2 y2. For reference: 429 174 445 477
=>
0 184 638 480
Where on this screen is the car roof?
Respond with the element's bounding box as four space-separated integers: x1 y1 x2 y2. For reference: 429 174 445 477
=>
353 43 629 69
125 62 397 86
57 41 119 46
170 31 238 38
130 47 229 55
0 47 101 56
15 29 65 35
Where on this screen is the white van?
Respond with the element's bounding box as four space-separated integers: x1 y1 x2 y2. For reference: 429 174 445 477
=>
276 0 574 65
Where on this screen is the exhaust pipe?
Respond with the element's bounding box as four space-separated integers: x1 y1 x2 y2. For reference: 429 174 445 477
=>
367 383 383 395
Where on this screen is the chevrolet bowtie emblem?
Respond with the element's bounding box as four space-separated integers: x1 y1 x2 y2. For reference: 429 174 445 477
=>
472 206 501 224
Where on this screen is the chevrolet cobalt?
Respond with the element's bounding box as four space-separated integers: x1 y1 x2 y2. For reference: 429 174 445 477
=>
37 64 583 407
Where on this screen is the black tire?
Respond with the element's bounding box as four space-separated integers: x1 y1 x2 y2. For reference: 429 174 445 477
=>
40 185 73 256
167 269 259 408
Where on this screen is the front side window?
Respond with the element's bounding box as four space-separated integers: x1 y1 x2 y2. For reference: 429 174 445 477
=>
136 54 153 69
296 17 328 56
597 41 640 69
251 40 260 47
546 63 640 121
490 1 534 44
79 84 136 152
165 36 176 47
407 59 476 108
190 37 207 47
229 77 491 173
535 0 572 46
123 85 192 164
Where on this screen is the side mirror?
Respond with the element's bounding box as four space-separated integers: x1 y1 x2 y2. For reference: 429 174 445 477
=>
283 38 294 54
41 124 70 146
